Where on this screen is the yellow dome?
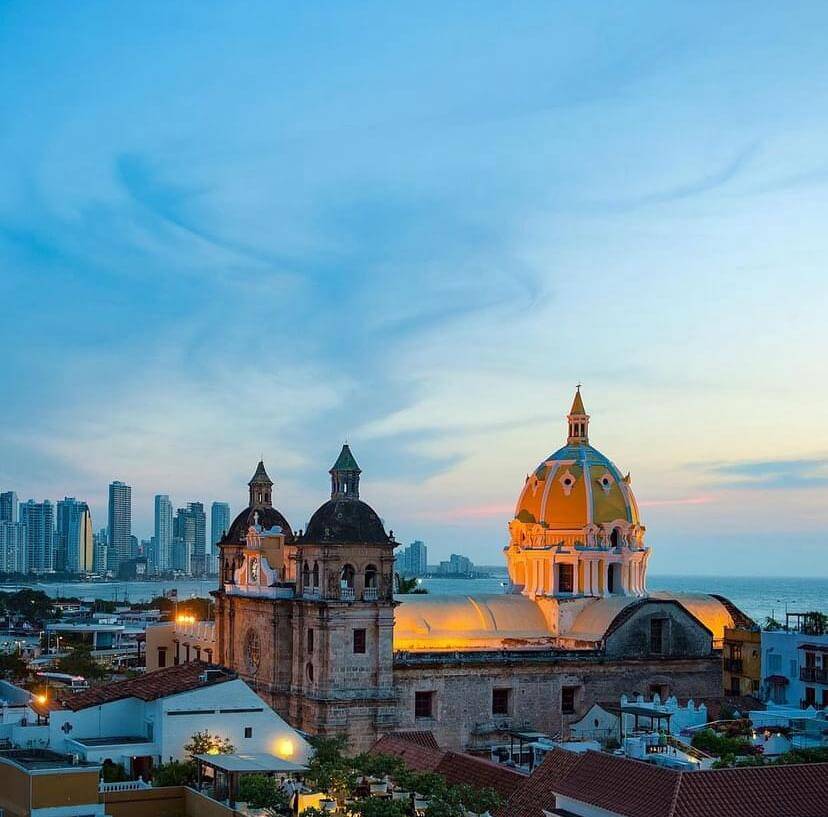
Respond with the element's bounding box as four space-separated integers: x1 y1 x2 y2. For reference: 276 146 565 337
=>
514 389 640 533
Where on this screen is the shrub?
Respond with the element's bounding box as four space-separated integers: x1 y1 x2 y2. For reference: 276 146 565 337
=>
238 774 291 815
152 760 196 787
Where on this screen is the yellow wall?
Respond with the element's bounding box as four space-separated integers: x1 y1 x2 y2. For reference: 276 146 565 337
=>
32 769 100 808
0 762 31 817
102 785 239 817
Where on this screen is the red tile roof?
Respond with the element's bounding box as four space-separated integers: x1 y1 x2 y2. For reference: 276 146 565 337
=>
500 749 828 817
370 732 525 799
495 749 582 817
59 662 234 711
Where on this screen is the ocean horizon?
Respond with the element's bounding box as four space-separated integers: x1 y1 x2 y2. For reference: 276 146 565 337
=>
2 572 825 625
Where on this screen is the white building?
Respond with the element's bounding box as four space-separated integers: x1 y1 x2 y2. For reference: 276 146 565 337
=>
761 621 828 709
38 663 312 778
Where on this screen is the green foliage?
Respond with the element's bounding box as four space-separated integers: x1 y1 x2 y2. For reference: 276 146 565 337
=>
691 728 753 757
101 760 130 782
238 774 291 815
152 760 196 787
57 646 106 680
349 798 410 817
763 616 783 631
773 746 828 764
0 589 55 622
352 751 407 780
0 652 28 679
299 809 328 817
183 730 235 760
395 575 427 594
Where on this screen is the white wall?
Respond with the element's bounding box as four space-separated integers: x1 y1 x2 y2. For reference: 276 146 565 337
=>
761 630 828 706
157 679 312 764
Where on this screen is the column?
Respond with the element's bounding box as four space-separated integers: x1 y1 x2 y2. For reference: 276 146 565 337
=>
551 560 558 596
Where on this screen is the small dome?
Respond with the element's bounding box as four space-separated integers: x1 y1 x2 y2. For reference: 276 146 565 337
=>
223 505 294 545
304 498 388 545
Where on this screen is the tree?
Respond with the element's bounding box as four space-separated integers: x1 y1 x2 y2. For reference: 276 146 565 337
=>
0 653 28 679
4 589 55 623
152 760 196 787
395 575 427 594
57 646 106 680
349 798 409 817
237 774 291 815
763 616 782 631
183 730 235 760
101 760 130 782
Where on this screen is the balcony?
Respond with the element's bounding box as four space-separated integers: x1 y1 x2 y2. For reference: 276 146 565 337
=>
800 666 828 684
363 587 379 601
340 587 356 602
726 658 743 673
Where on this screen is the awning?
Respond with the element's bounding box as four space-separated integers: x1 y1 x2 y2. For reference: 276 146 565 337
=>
797 644 828 653
195 752 307 774
765 675 789 684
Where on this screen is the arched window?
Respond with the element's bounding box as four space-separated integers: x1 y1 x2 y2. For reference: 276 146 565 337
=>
306 662 314 682
341 564 355 589
302 561 310 587
223 559 233 583
364 564 378 588
312 562 320 587
610 528 621 548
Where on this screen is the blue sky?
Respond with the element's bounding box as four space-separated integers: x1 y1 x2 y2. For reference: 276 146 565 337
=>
1 3 827 575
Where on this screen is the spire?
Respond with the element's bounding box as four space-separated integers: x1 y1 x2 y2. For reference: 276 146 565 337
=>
248 460 273 508
330 443 361 500
567 385 590 445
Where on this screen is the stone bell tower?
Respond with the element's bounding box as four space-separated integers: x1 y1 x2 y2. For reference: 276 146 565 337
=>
289 444 397 751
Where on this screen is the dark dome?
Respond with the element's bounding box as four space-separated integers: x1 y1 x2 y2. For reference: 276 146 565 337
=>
304 499 389 545
222 505 294 545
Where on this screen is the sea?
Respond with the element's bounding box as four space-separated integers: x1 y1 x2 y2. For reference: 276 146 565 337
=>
2 572 825 625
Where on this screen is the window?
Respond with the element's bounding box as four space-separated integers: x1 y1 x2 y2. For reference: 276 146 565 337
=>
195 647 201 661
302 562 310 587
415 691 435 719
341 564 355 589
353 628 366 654
157 647 167 668
313 562 320 587
307 628 314 653
184 644 191 662
558 564 573 593
492 688 510 716
146 722 154 741
767 653 782 673
306 662 314 683
365 564 378 588
561 686 577 715
650 618 665 654
244 727 253 739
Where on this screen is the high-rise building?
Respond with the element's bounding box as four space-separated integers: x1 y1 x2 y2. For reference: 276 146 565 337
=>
0 521 26 573
173 502 206 575
210 501 231 571
107 481 131 568
395 539 428 577
19 500 55 573
438 553 474 576
0 491 18 524
154 494 173 572
56 498 93 573
92 529 108 574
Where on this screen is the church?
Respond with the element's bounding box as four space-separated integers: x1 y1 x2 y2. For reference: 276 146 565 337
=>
208 389 751 751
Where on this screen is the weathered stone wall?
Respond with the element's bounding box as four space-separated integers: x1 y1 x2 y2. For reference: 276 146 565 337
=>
392 651 722 751
604 601 712 659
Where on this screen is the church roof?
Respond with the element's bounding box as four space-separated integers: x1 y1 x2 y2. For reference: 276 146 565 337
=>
248 460 273 486
331 443 361 473
223 505 294 545
569 387 586 416
304 498 388 544
394 594 553 651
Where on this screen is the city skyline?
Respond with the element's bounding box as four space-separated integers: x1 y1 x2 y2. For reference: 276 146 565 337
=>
1 4 828 574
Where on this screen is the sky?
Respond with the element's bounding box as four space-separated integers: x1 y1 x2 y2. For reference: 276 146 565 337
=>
1 2 827 576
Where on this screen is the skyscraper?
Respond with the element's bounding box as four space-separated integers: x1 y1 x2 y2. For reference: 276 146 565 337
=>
92 529 108 574
56 497 92 573
59 501 94 574
0 520 26 573
396 539 428 577
0 491 18 524
210 501 230 571
108 481 131 568
19 500 54 573
173 502 206 574
154 494 173 572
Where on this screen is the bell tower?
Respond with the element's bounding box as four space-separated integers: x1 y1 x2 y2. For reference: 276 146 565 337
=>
248 460 273 508
290 445 397 751
567 385 590 445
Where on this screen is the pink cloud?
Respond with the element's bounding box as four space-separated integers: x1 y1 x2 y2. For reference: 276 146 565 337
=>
638 495 715 507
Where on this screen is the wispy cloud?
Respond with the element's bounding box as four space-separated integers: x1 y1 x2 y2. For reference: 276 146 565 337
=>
706 458 828 490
